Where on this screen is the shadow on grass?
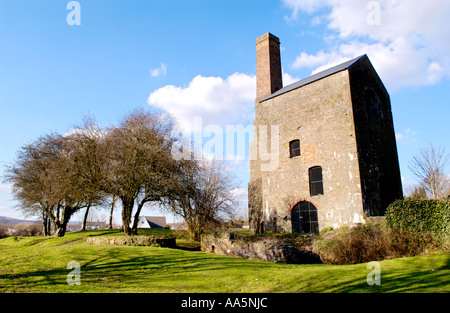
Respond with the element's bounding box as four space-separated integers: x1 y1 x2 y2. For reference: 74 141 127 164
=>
1 231 448 293
0 245 248 292
322 252 450 293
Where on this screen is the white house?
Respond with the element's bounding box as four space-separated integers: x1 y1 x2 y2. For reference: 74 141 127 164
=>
136 216 167 229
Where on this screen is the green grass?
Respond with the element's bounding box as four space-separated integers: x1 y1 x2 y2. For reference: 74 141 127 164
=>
0 229 448 293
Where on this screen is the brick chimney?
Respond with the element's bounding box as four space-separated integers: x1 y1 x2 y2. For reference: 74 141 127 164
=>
256 33 283 101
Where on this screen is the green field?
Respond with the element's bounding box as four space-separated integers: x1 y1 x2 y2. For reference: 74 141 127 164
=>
0 229 448 293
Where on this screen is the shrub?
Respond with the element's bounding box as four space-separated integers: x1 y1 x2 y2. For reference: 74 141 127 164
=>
386 199 450 237
387 229 443 258
314 223 444 265
14 222 43 237
314 223 389 264
0 224 8 238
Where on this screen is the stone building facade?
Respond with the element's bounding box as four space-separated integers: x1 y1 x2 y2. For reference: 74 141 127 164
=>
249 33 403 234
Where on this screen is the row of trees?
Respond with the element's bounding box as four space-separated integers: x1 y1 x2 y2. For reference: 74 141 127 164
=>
4 110 238 239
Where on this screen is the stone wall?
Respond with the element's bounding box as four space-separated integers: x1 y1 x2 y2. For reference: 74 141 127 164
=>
201 232 322 264
248 178 263 234
250 33 402 235
349 58 403 216
250 70 365 233
86 236 176 247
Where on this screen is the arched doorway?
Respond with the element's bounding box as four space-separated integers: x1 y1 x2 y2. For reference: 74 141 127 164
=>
291 201 319 234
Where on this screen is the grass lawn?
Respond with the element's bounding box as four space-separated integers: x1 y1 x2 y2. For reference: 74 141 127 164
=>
0 229 448 293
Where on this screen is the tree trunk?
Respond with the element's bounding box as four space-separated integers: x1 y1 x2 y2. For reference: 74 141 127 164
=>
53 206 74 237
55 221 67 237
131 201 146 235
109 195 116 229
189 226 201 242
186 215 202 242
42 212 50 236
81 204 91 231
42 218 47 236
47 219 52 236
121 197 134 236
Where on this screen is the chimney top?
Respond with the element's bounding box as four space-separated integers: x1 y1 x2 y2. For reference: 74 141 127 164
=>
255 33 283 101
256 33 280 46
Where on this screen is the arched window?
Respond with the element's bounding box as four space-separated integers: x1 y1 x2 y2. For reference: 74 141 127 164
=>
309 166 324 196
291 201 319 234
289 140 300 158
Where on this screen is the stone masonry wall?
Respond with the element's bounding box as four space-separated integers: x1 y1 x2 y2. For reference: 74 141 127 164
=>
349 58 403 216
86 236 176 247
201 232 322 264
250 70 365 233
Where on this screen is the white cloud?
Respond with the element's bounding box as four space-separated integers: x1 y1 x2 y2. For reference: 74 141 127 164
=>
292 50 346 70
396 128 419 144
283 0 450 90
229 187 248 199
282 0 330 18
150 63 168 78
147 72 256 133
282 71 300 86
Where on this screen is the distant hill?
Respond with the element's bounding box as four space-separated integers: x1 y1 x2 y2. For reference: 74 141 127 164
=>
0 216 83 226
0 216 39 225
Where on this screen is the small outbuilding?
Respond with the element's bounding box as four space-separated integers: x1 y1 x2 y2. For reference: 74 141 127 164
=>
137 216 167 229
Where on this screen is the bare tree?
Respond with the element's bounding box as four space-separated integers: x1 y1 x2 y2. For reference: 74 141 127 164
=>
408 185 428 200
67 118 107 232
409 143 449 199
103 110 178 235
445 179 450 198
5 133 68 236
163 158 239 241
5 122 106 237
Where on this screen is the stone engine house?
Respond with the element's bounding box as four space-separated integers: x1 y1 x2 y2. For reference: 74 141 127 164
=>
249 33 403 234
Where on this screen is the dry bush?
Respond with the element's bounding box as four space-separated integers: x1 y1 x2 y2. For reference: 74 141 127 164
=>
14 222 43 237
314 223 444 265
315 224 388 264
0 224 8 238
387 230 443 258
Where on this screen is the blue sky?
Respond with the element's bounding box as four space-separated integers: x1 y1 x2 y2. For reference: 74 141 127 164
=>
0 0 449 223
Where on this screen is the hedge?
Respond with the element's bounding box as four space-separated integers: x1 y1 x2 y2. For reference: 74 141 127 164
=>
386 199 450 237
